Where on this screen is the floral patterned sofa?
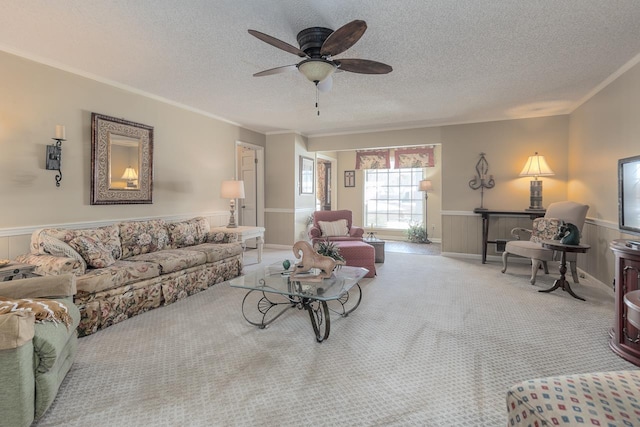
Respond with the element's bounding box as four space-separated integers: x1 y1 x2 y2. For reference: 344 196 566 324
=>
15 217 243 336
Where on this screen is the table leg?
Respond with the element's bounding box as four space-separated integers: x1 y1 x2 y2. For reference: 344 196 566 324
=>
481 214 489 264
257 235 263 263
305 299 330 343
538 251 585 301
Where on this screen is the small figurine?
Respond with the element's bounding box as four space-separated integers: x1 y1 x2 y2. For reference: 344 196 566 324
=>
291 241 341 279
556 222 581 245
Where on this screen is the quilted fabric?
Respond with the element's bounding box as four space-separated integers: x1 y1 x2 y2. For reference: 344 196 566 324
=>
38 234 87 273
126 249 207 274
507 370 640 426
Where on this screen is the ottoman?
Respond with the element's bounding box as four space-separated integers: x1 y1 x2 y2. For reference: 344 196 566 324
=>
333 241 376 278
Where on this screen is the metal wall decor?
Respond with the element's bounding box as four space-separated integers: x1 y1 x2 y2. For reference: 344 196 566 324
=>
468 152 495 210
46 125 66 187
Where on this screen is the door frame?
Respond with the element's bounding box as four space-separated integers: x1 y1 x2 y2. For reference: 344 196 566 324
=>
235 141 264 227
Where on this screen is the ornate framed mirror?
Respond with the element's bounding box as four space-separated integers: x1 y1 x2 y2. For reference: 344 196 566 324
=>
91 113 154 204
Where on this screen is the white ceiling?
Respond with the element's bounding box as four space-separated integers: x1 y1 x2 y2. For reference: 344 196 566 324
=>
1 1 640 136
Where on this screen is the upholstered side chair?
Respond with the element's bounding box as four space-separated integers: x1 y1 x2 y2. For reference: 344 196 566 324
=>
308 210 364 245
501 201 589 285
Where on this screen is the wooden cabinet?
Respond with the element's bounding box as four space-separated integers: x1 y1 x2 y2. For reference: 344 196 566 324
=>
610 239 640 366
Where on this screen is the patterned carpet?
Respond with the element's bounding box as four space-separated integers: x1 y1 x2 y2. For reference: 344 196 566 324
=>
35 249 634 426
384 240 441 255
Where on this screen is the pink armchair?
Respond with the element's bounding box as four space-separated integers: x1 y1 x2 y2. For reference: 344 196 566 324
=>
308 210 365 245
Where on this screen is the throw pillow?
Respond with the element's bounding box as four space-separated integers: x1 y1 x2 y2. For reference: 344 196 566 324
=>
318 219 349 237
69 235 116 268
40 234 87 272
530 218 562 243
168 217 209 248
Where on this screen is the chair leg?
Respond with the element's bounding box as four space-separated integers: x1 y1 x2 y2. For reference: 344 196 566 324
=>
502 252 509 273
530 259 542 285
542 261 549 274
569 261 580 283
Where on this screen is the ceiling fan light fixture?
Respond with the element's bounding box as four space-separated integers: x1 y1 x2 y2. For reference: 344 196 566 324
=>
297 59 336 83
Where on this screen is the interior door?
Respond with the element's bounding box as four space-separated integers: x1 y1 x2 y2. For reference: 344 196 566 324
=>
239 146 257 247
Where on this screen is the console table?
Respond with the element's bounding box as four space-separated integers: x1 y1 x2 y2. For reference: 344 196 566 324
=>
473 208 545 263
211 225 265 264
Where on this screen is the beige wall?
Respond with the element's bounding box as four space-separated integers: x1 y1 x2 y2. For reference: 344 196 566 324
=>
568 60 640 285
0 51 265 258
264 132 316 245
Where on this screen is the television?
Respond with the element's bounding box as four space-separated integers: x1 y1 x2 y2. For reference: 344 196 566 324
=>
619 155 640 235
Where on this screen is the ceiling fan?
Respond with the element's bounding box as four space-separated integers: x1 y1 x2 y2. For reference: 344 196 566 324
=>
248 20 392 94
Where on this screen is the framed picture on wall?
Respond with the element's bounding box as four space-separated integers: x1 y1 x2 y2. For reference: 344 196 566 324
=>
344 170 355 187
300 156 314 194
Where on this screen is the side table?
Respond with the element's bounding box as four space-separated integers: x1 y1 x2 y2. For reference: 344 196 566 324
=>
0 263 37 281
365 238 385 263
539 240 590 301
211 225 265 264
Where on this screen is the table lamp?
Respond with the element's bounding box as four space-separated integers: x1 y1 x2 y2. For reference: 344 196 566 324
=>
220 180 245 228
519 152 554 210
121 167 138 188
418 179 433 244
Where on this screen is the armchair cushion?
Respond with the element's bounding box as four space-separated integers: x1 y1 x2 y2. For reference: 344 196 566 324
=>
0 312 35 350
318 219 349 237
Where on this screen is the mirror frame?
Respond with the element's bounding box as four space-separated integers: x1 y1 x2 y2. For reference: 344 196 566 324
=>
91 113 154 205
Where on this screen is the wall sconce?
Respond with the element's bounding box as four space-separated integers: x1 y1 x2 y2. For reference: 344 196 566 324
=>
121 167 138 188
519 151 555 210
220 180 245 228
46 125 66 187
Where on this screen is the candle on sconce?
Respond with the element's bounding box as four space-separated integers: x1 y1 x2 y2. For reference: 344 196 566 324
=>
55 125 66 140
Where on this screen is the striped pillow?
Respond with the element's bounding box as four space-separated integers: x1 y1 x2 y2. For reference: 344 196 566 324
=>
318 219 349 237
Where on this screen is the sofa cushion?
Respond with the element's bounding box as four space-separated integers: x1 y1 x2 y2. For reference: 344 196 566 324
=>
38 234 87 272
118 219 170 258
32 225 122 260
75 261 161 294
184 242 243 263
126 249 207 274
168 217 209 248
318 219 349 237
69 235 116 268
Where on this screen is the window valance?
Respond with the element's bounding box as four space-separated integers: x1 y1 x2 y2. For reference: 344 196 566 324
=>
394 146 435 168
355 150 390 169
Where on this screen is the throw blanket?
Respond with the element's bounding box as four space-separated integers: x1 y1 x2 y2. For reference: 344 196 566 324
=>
0 297 71 327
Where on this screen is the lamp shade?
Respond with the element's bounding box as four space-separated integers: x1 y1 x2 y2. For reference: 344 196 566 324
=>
121 167 138 180
519 152 555 177
220 180 245 199
298 59 337 83
419 180 433 192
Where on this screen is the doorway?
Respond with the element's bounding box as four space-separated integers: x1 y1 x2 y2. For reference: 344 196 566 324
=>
236 142 264 247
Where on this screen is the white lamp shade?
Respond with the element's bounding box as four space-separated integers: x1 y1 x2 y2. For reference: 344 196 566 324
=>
221 180 245 199
519 152 555 177
298 59 337 83
419 180 433 192
121 167 138 180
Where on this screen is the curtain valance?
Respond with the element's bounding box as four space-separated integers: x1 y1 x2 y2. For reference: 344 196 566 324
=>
355 150 390 169
394 146 435 168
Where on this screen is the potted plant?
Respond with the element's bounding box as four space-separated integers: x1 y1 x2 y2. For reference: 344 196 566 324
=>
407 223 429 243
314 239 345 262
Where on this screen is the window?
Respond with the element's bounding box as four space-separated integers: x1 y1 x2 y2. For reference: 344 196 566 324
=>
364 168 423 229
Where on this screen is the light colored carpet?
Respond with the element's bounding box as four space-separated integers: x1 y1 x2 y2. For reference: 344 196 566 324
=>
385 240 441 255
35 249 635 426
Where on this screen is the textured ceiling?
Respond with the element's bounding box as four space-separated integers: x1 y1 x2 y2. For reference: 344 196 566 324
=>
1 1 640 136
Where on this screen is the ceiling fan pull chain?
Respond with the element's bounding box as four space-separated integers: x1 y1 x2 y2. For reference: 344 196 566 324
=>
315 83 320 116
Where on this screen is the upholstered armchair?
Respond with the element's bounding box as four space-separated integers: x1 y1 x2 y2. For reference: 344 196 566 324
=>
501 201 589 285
308 210 365 245
0 274 80 427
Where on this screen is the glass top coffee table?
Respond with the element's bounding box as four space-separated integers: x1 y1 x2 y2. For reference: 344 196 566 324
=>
229 264 368 342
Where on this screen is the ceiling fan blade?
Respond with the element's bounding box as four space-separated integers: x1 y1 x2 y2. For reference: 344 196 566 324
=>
248 29 308 58
335 58 393 74
253 64 298 77
321 20 367 57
